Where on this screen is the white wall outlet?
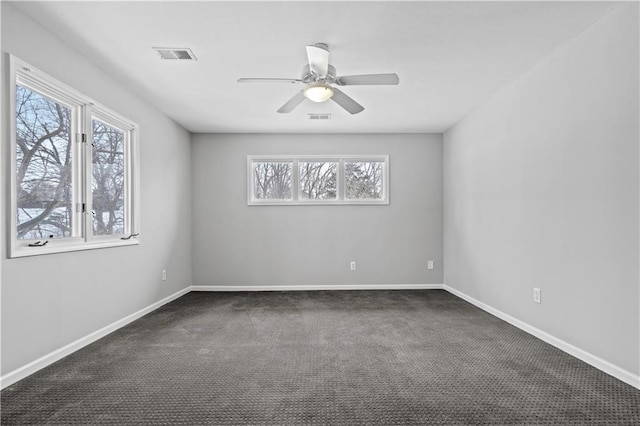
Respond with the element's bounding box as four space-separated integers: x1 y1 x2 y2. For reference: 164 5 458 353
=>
162 269 167 281
533 287 541 304
427 260 434 270
350 261 356 271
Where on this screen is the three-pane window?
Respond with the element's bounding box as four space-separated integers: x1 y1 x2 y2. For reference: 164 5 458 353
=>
248 155 389 205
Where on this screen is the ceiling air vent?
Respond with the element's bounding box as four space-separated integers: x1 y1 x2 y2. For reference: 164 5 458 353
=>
153 47 197 60
308 113 332 121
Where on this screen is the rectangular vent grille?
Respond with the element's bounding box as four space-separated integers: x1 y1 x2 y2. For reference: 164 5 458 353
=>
153 47 197 61
308 113 332 120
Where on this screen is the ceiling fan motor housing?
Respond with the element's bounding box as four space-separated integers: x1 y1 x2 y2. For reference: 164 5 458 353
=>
302 64 337 84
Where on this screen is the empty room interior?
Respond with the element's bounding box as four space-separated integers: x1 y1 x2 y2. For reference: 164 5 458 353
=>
1 1 639 424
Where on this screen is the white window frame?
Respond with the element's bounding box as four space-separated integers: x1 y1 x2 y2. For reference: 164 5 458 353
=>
9 56 140 258
247 155 389 205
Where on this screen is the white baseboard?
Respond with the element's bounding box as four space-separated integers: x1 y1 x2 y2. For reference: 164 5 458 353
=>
191 284 445 292
444 285 640 390
0 287 191 390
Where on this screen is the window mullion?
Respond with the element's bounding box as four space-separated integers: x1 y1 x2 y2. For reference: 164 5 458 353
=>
292 159 299 202
71 106 83 238
82 105 93 242
337 159 345 201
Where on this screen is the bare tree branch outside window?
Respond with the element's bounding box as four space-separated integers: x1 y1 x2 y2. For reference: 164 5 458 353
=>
92 119 125 235
253 162 292 199
299 162 337 199
345 161 383 199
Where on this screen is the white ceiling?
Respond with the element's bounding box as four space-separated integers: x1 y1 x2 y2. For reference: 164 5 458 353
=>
13 1 618 134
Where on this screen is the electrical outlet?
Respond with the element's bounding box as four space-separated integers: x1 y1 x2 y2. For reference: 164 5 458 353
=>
162 269 167 281
533 288 541 304
427 260 434 270
350 261 356 271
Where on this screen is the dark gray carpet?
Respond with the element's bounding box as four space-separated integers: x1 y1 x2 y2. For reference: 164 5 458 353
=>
2 290 639 425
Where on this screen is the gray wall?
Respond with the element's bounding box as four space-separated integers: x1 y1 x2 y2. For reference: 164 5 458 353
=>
443 3 639 375
191 133 442 287
1 3 192 375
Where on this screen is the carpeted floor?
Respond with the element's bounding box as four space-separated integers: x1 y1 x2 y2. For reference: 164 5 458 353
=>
2 290 639 425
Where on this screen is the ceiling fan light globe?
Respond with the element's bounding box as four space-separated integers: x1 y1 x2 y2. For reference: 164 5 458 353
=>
304 84 334 102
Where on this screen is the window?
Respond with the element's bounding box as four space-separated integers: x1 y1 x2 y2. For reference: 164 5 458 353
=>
252 161 293 201
299 161 337 200
247 155 389 205
10 56 139 257
91 116 127 236
15 84 74 240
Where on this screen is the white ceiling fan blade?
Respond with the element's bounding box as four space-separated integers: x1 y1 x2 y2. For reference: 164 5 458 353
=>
277 91 306 113
336 73 399 86
238 78 302 84
306 44 330 77
330 87 364 114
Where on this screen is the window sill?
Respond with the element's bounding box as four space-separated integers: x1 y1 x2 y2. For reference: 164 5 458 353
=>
248 199 390 206
9 238 139 259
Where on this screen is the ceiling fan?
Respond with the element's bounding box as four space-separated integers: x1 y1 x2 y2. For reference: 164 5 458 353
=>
237 43 399 115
